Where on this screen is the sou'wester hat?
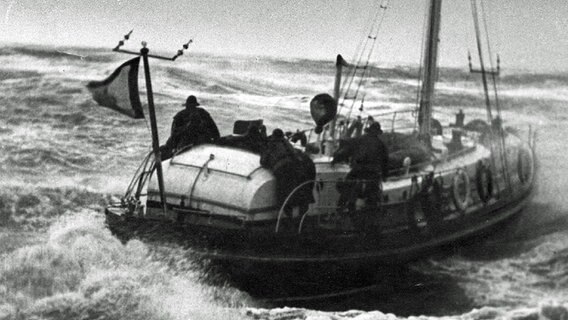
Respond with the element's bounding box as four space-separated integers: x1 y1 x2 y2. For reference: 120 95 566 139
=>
185 95 200 107
367 122 383 134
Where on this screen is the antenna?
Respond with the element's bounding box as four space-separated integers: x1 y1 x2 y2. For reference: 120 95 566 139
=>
112 30 193 61
172 40 194 60
113 29 133 51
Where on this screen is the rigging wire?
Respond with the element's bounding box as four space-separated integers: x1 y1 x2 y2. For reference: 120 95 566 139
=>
470 0 493 121
338 2 384 111
480 0 512 190
339 3 383 93
480 0 502 118
343 1 385 91
470 0 510 192
337 0 390 120
343 3 383 91
345 16 385 121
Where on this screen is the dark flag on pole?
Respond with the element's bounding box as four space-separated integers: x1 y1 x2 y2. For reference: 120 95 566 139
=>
87 57 144 119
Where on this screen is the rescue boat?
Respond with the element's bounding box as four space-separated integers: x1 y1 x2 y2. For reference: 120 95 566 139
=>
105 0 537 297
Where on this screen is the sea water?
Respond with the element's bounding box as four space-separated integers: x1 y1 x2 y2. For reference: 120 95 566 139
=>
0 45 567 319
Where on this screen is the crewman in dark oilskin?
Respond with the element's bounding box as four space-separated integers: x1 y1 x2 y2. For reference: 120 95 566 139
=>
161 95 220 159
332 122 389 230
261 129 316 223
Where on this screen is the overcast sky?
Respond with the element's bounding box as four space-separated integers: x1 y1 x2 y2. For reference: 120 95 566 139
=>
1 0 567 71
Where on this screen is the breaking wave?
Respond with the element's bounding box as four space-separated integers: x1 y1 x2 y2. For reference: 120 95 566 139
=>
0 44 567 319
0 209 251 320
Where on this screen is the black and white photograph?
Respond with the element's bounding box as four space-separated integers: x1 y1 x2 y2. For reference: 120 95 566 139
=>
0 0 566 319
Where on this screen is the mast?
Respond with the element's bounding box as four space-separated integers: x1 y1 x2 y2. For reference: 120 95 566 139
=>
326 54 347 156
140 45 167 214
330 55 344 142
418 0 442 146
113 33 192 215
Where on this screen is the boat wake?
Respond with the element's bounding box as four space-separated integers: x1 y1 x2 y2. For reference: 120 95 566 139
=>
0 193 252 319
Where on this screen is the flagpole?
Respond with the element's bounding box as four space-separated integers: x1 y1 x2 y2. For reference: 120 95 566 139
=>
140 45 167 215
111 32 192 217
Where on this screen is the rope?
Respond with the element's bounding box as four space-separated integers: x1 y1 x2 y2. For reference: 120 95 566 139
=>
337 0 390 120
480 1 500 114
480 0 511 190
124 150 154 200
473 0 511 191
338 3 383 111
470 0 503 195
346 1 390 120
346 27 382 120
340 4 382 94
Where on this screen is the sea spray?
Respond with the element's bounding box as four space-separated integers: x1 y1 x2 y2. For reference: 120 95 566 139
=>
410 230 568 309
0 211 251 320
245 303 568 320
1 45 568 318
0 186 111 231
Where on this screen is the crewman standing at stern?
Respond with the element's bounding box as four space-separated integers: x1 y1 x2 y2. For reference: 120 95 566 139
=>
333 122 389 231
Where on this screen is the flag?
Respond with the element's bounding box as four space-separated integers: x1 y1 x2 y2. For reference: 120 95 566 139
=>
87 57 144 119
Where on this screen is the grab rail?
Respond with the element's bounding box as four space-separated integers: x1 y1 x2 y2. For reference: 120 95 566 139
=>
275 177 388 234
123 150 154 202
275 179 320 233
273 159 503 234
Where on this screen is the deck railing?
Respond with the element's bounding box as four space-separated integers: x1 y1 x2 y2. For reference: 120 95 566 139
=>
122 150 155 210
272 156 514 235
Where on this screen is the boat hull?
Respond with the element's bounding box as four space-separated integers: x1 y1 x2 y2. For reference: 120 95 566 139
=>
105 129 537 298
106 182 532 299
105 181 532 266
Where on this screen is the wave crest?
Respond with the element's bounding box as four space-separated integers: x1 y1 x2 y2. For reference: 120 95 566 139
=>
0 211 250 320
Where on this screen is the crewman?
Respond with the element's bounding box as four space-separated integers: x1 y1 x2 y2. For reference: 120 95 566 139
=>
162 95 220 159
261 129 316 224
332 122 389 230
261 129 298 209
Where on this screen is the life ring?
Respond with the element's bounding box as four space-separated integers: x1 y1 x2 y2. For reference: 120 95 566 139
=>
475 161 493 203
419 174 443 227
517 148 534 184
452 168 471 212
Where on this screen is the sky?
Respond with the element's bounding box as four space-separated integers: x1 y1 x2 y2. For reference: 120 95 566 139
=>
1 0 567 71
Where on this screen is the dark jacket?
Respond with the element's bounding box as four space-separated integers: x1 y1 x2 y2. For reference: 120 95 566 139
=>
260 135 297 169
260 136 316 206
333 134 389 178
170 107 220 150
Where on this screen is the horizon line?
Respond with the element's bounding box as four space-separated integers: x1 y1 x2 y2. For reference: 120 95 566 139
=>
0 40 564 74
